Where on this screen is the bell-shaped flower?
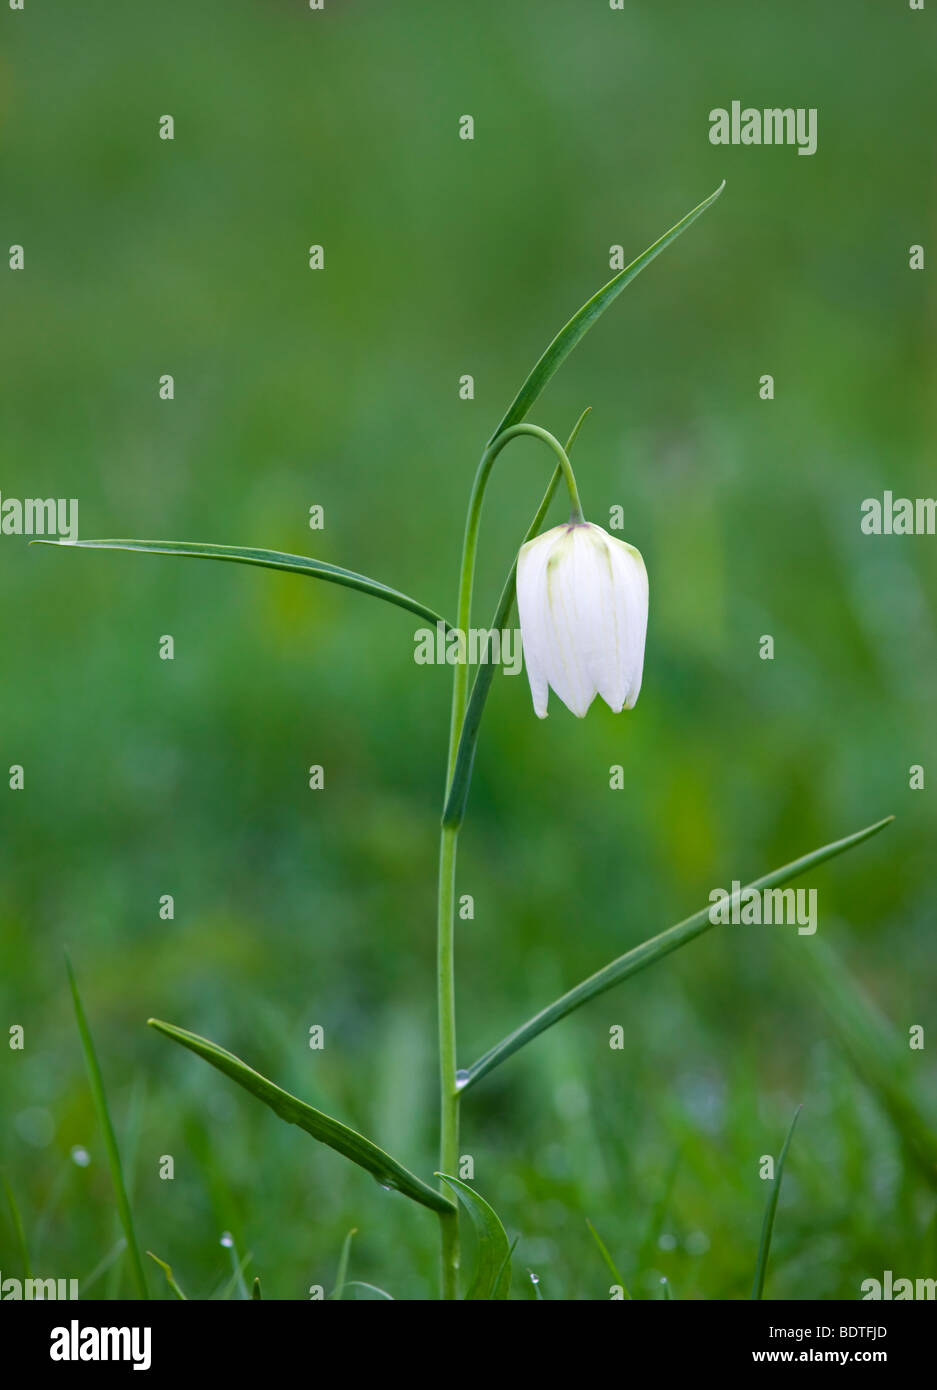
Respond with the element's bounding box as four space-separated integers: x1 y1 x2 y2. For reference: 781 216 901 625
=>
516 521 648 718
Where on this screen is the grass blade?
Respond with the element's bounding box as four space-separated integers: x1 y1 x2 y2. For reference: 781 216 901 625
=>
34 538 450 630
586 1219 631 1299
488 183 725 444
148 1019 454 1215
219 1247 252 1301
342 1281 395 1300
66 955 148 1299
81 1238 127 1296
331 1227 357 1300
787 935 937 1187
147 1250 188 1300
1 1174 32 1279
437 1174 512 1299
252 1276 262 1299
461 817 893 1090
751 1106 801 1300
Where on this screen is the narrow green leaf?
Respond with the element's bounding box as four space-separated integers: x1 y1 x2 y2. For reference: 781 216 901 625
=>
586 1219 631 1299
342 1280 395 1300
34 538 450 630
251 1276 262 1300
1 1174 32 1279
488 183 725 443
497 1236 520 1298
81 1238 128 1296
146 1251 188 1300
66 955 148 1299
331 1227 357 1300
461 816 893 1090
786 935 937 1187
751 1106 801 1300
436 1174 512 1300
219 1248 252 1301
148 1019 454 1215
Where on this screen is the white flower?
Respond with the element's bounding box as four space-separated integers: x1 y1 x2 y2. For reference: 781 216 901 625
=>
516 521 648 719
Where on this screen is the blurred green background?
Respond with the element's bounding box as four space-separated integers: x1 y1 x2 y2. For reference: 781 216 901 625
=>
1 0 935 1300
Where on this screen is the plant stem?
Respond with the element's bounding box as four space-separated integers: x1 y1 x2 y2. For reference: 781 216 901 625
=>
436 822 460 1299
446 423 583 786
435 417 585 1298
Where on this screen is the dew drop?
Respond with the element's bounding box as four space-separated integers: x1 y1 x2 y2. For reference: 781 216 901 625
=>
70 1145 91 1168
528 1271 540 1286
454 1069 469 1090
219 1231 234 1248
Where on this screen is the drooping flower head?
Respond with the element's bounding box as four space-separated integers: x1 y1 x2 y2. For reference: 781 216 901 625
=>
516 521 648 719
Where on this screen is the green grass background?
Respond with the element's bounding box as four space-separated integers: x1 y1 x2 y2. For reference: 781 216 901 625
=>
1 0 935 1299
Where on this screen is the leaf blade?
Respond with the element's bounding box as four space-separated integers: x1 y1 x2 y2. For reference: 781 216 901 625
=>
330 1227 357 1301
148 1019 454 1215
786 935 937 1186
34 538 450 630
488 183 725 443
342 1280 395 1300
461 816 893 1090
586 1219 631 1299
146 1251 188 1300
750 1106 801 1300
436 1174 512 1300
66 955 149 1299
1 1174 32 1280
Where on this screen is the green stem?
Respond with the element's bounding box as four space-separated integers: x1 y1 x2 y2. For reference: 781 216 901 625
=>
435 418 585 1298
445 423 583 787
436 823 460 1299
443 411 591 829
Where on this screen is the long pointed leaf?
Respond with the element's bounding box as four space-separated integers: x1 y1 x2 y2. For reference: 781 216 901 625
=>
342 1280 395 1300
330 1227 357 1300
437 1174 512 1300
148 1019 453 1215
1 1174 32 1280
786 935 937 1186
461 816 893 1090
751 1106 801 1300
586 1218 631 1299
66 955 149 1299
146 1250 188 1300
488 182 725 443
34 538 450 629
